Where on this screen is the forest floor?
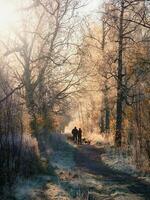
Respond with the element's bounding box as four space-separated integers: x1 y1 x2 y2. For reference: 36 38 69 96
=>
14 134 150 200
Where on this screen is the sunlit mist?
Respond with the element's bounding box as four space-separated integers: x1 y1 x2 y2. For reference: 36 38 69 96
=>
0 1 18 30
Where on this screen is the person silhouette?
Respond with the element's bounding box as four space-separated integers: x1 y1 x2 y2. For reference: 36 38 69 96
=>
78 128 82 144
72 127 78 143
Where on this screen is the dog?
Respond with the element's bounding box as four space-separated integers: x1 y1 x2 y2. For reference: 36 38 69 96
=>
82 138 91 145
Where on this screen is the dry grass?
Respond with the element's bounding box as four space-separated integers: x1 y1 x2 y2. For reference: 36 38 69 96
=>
0 133 43 191
86 132 114 145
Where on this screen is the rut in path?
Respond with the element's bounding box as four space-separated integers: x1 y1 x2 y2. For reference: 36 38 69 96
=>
74 144 150 200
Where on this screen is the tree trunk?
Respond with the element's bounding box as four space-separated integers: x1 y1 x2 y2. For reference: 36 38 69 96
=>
115 0 124 147
105 108 110 131
104 82 110 132
100 111 105 133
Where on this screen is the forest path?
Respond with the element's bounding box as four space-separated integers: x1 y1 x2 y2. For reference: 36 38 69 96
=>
74 144 150 200
15 136 150 200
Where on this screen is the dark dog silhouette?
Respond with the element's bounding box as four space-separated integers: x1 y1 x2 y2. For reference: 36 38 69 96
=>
82 138 91 145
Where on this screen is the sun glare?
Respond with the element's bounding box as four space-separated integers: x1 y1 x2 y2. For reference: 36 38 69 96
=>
0 1 18 30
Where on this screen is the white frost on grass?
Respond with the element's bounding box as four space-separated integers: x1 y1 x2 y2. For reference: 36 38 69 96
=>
86 133 150 182
14 176 52 200
101 146 150 184
102 146 139 174
51 149 75 170
14 133 76 200
50 133 76 170
86 133 138 174
111 192 144 200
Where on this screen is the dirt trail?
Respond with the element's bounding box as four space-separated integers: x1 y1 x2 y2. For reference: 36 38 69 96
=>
74 144 150 200
14 138 150 200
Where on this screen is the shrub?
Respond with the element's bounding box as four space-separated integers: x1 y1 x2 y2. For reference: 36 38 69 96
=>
0 133 42 190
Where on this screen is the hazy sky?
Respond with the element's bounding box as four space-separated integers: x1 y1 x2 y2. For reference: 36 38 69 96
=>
86 0 102 11
77 0 103 19
83 0 103 14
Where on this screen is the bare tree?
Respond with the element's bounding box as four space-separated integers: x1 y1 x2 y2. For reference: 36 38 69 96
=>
2 0 84 135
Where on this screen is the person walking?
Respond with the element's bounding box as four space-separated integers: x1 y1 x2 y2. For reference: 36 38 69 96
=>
72 127 78 143
78 128 82 144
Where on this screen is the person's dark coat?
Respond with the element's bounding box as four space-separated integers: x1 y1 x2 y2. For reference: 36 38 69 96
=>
72 127 78 142
78 128 82 144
